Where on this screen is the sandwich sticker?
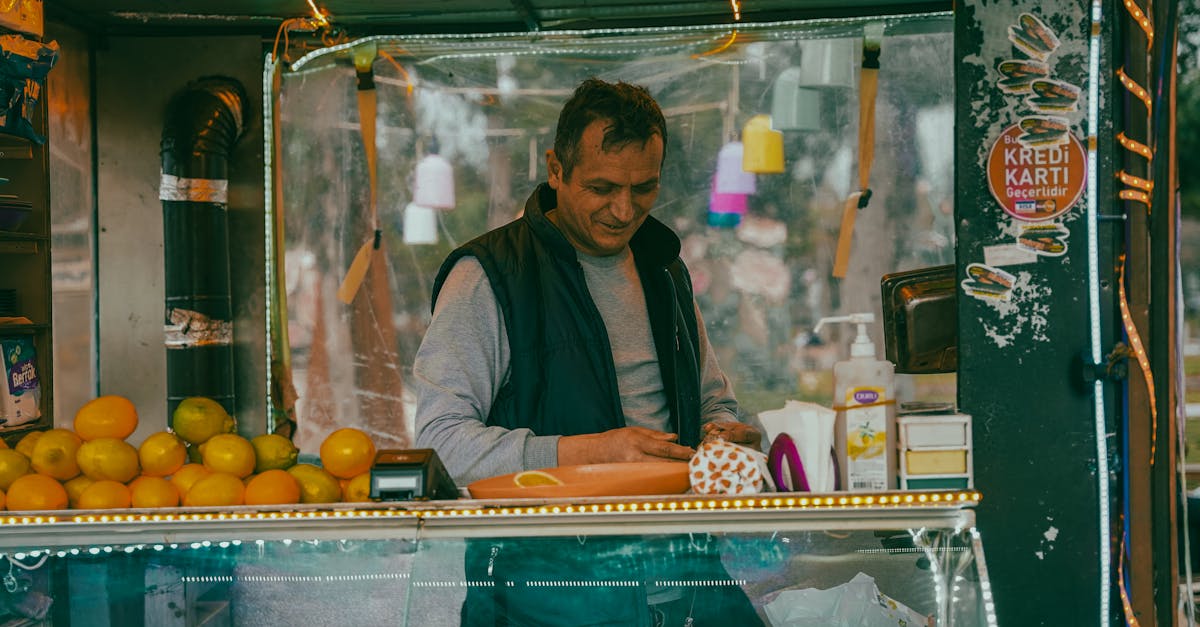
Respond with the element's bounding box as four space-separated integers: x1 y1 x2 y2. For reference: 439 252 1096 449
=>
986 123 1086 222
962 263 1016 301
996 59 1050 94
1016 222 1069 257
1007 13 1060 62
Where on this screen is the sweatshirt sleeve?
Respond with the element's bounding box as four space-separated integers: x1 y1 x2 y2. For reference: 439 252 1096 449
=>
412 257 560 485
694 301 740 426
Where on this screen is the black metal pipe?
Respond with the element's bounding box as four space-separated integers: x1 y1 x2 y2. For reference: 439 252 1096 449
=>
158 76 248 421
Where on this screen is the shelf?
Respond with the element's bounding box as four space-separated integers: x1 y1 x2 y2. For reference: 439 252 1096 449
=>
0 323 50 335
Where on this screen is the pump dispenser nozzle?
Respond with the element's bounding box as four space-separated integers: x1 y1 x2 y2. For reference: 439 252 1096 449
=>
814 313 877 359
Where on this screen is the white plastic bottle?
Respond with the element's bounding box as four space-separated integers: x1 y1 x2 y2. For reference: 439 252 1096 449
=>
814 313 897 492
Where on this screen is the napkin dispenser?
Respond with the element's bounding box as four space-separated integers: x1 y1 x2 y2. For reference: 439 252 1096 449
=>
369 448 459 501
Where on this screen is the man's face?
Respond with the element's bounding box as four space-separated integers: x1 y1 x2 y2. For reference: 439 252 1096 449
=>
546 119 663 257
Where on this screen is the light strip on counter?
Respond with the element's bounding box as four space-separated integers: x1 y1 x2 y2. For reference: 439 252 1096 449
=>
1085 0 1112 623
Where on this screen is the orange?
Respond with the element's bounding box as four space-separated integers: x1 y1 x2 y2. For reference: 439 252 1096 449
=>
171 397 235 445
0 437 8 448
287 464 342 503
244 469 301 506
199 434 256 478
72 395 139 441
77 438 140 483
343 472 373 503
513 470 563 487
170 463 212 498
63 475 95 508
6 474 68 511
30 429 82 480
251 433 298 473
318 428 376 479
129 476 180 508
183 472 245 507
0 489 5 509
15 431 42 458
138 431 188 477
0 449 31 490
77 480 131 510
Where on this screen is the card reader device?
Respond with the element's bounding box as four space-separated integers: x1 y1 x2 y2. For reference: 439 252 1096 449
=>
369 448 459 501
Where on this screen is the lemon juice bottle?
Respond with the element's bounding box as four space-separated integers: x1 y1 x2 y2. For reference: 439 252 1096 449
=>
815 313 896 492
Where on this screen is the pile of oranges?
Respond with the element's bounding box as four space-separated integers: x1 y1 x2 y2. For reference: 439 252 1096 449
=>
0 395 378 511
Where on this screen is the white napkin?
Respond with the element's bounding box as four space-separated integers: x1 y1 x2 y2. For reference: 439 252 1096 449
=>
758 400 836 492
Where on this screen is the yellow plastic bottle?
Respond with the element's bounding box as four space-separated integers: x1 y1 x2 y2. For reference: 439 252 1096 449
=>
815 313 897 492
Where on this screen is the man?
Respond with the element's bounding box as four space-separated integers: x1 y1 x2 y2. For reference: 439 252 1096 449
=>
414 78 762 625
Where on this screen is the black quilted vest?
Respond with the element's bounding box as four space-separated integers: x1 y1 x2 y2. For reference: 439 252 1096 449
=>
430 183 703 447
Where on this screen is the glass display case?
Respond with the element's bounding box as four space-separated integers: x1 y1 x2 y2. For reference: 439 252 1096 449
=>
0 490 992 625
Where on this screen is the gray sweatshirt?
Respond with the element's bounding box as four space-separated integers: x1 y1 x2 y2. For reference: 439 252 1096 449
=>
413 248 739 485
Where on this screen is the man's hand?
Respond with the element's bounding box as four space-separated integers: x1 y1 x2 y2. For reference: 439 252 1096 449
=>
558 427 695 466
701 421 763 451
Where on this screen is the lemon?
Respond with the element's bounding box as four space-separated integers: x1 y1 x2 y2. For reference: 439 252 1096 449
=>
318 428 377 479
0 448 31 490
251 434 299 473
513 470 563 487
171 397 235 445
244 469 301 505
15 431 42 458
129 476 180 508
73 395 139 441
77 479 132 510
30 429 82 480
343 472 373 503
6 474 68 511
183 472 245 507
63 475 95 508
199 434 256 478
77 437 141 483
138 431 188 477
287 464 342 503
169 463 212 498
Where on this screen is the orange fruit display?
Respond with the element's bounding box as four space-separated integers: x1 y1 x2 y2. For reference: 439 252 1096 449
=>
199 434 256 478
63 475 95 508
6 473 68 511
77 480 132 510
14 431 41 458
343 472 373 503
169 463 212 498
138 431 188 477
30 429 82 480
72 395 139 441
0 449 31 490
244 469 301 505
183 472 245 507
287 464 342 504
318 428 376 479
77 437 140 483
171 397 235 445
250 433 298 473
129 476 180 508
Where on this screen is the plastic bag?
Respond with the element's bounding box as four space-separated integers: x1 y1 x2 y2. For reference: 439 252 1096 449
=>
762 572 932 627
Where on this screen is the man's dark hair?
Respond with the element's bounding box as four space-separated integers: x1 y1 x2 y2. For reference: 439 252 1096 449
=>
552 78 668 181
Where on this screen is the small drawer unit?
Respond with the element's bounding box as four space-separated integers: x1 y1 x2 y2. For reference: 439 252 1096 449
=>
898 413 972 490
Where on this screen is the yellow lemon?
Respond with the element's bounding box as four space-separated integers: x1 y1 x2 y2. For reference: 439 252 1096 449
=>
129 476 180 508
286 464 342 503
183 472 245 507
171 397 235 445
199 434 256 478
138 431 188 477
63 475 95 508
30 429 82 480
318 428 376 479
250 433 299 473
343 472 373 503
15 431 42 458
0 449 31 490
6 474 68 511
72 395 139 441
169 463 211 498
77 438 140 483
513 470 563 487
244 469 301 506
77 480 131 510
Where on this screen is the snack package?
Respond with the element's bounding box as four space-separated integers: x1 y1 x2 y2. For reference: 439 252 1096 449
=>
1 336 40 428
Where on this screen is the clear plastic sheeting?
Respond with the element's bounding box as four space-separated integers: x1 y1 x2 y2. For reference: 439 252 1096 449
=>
270 15 956 450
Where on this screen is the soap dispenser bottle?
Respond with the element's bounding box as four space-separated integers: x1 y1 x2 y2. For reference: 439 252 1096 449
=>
814 313 897 492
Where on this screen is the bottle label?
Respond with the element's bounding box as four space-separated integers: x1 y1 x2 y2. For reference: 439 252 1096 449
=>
845 386 887 491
